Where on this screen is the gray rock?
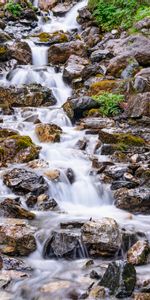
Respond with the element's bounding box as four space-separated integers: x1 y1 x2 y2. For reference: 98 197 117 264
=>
99 260 136 298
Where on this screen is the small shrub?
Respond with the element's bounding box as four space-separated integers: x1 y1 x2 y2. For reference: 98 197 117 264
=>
92 92 124 116
5 0 22 17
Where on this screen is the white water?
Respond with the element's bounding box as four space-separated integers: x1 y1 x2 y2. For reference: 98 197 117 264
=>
1 0 150 299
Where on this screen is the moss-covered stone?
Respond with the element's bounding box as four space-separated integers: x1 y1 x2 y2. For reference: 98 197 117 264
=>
33 31 68 43
99 130 146 148
0 131 40 163
89 79 130 96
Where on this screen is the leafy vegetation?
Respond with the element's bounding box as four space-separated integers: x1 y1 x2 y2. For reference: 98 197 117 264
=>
5 0 22 17
92 92 124 116
88 0 150 31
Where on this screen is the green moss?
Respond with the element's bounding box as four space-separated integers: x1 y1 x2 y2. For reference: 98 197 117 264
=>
35 32 68 43
114 133 146 147
0 46 7 55
10 135 34 150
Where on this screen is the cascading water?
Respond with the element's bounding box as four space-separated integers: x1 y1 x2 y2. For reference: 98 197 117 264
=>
1 1 150 299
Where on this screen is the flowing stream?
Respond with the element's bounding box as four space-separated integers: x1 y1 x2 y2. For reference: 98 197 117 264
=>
1 1 150 299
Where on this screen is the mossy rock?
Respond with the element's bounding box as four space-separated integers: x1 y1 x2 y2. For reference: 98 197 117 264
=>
63 101 74 120
99 130 146 149
89 79 129 96
35 31 68 43
0 132 40 163
0 45 9 61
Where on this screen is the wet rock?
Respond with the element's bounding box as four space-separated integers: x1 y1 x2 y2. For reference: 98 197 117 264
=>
0 198 35 220
66 168 75 184
35 123 62 143
27 159 49 169
37 196 58 211
63 96 99 120
121 229 143 253
43 229 82 259
81 218 121 257
88 285 105 299
75 138 87 150
44 169 60 180
26 194 58 211
111 180 138 190
3 168 48 196
99 260 136 298
0 84 56 108
127 93 150 118
60 220 86 229
0 222 36 256
114 187 150 213
9 41 32 65
0 131 40 163
104 165 129 180
63 55 89 83
127 240 150 266
134 68 150 93
48 40 87 64
2 256 31 271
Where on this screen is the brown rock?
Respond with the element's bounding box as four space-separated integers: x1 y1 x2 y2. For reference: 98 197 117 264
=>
127 93 150 118
0 222 36 256
35 123 62 143
48 41 87 64
0 198 35 220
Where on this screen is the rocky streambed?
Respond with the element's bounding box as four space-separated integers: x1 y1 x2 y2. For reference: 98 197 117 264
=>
0 0 150 299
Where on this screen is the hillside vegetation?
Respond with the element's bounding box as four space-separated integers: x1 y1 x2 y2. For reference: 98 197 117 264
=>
88 0 150 31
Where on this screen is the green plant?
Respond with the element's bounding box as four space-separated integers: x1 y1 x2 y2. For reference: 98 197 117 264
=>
92 92 124 116
88 0 150 31
5 0 22 17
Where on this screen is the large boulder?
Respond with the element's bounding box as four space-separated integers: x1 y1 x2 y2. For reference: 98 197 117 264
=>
0 221 36 256
35 123 62 143
63 55 89 83
0 84 56 108
3 168 48 196
100 260 136 298
127 93 150 118
81 218 122 257
105 35 150 66
63 96 99 120
48 41 87 64
0 130 40 163
9 41 32 64
114 187 150 213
